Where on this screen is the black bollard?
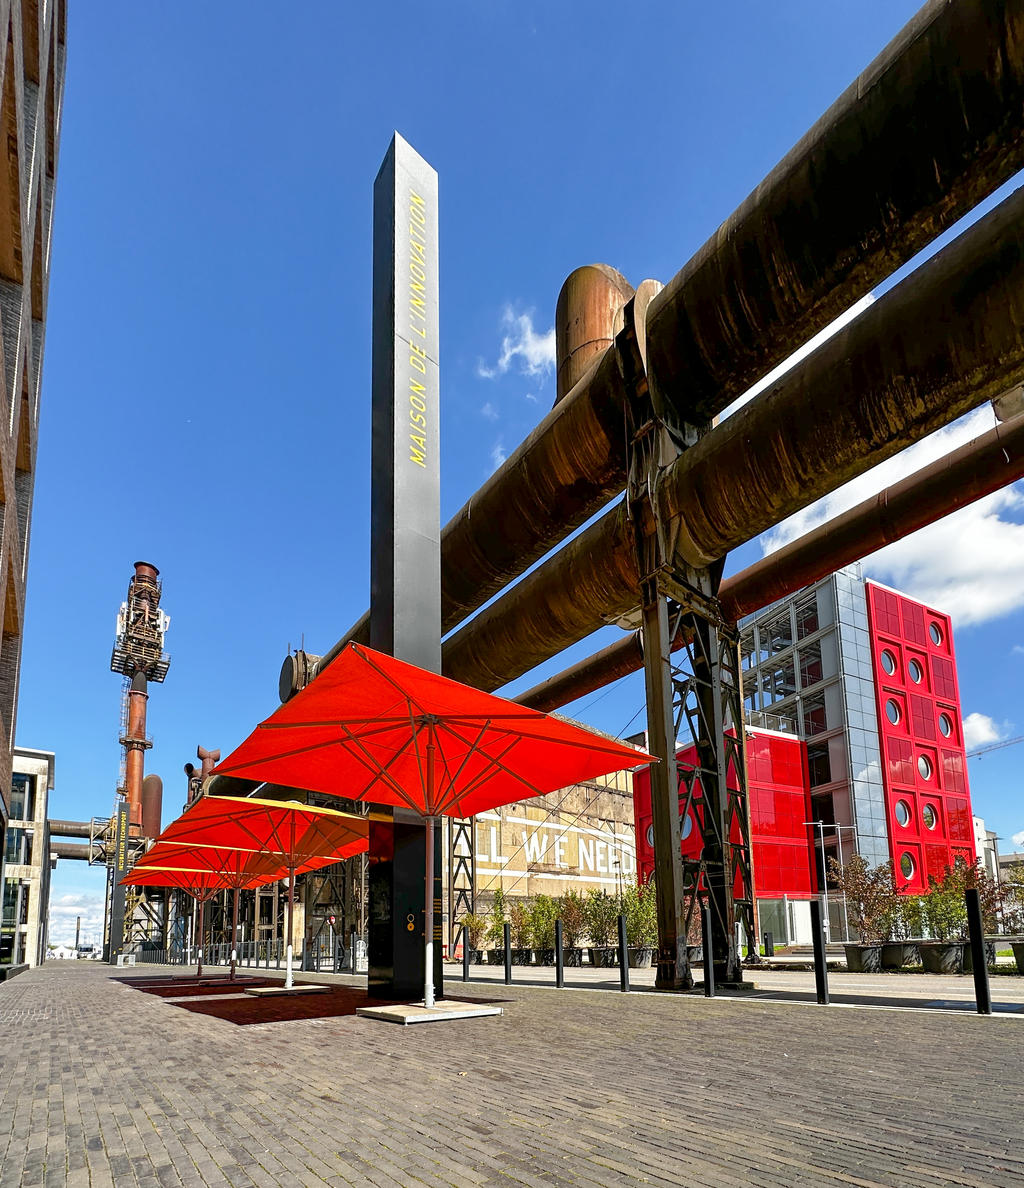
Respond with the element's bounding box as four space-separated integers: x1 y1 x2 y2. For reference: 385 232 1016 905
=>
462 925 470 982
701 904 715 998
555 919 564 989
618 914 629 993
810 898 830 1005
965 888 992 1016
504 922 512 986
764 930 774 958
350 929 357 974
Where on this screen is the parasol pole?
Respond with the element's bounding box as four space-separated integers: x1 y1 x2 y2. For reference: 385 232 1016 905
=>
196 895 205 978
230 885 239 982
424 734 436 1009
285 866 296 990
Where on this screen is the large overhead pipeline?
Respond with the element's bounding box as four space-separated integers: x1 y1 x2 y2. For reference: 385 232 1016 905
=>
441 185 1024 694
515 411 1024 712
644 0 1024 428
291 0 1024 696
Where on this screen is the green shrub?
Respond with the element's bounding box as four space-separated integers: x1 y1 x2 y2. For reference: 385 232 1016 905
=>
558 889 587 949
584 889 620 947
529 894 558 949
508 898 532 948
486 888 507 946
460 912 488 949
623 877 658 947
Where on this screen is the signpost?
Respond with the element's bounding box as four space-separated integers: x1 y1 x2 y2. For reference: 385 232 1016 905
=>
368 133 443 1000
106 803 130 965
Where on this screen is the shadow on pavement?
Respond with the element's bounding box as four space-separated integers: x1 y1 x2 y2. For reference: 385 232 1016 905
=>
736 987 1024 1014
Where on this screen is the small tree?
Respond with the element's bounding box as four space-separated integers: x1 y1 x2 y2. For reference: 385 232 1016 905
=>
486 888 507 947
1001 861 1024 935
924 856 998 940
585 889 620 948
508 898 532 949
827 855 890 943
529 894 558 950
558 889 587 949
460 912 488 950
623 877 658 947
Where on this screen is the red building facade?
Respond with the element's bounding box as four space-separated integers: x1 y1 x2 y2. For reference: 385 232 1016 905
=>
864 581 976 891
633 728 816 901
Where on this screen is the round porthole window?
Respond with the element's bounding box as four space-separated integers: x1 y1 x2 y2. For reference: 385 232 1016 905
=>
922 804 937 831
918 754 933 780
881 649 896 676
929 622 943 645
938 713 953 738
681 813 693 841
885 699 901 725
646 824 655 848
900 852 916 879
894 799 911 828
908 659 923 684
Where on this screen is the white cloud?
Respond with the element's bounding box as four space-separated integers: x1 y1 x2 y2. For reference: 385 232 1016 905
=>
962 713 1006 750
478 306 555 380
480 402 498 421
1012 645 1024 657
490 441 507 471
524 392 538 404
759 405 1024 626
48 892 105 946
1012 829 1024 847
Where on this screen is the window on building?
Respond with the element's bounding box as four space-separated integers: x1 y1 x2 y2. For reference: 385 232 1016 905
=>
763 614 793 655
762 658 795 704
900 852 916 880
880 649 896 677
922 803 937 830
894 800 911 828
4 828 28 865
798 641 823 690
807 743 831 788
929 622 943 646
908 659 923 684
9 773 35 821
938 712 953 738
918 755 933 781
795 595 819 640
885 699 901 725
802 691 827 736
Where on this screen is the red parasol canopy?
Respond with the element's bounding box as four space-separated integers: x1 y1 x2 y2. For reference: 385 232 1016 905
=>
121 865 255 894
150 794 369 867
212 643 652 817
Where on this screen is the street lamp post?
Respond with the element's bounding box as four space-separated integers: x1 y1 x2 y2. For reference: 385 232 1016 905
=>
804 821 830 941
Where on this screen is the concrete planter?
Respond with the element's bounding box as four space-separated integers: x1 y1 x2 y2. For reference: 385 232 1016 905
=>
485 949 505 965
627 946 654 968
588 946 617 967
686 944 704 966
843 943 882 973
532 948 556 966
880 942 920 969
1011 942 1024 975
562 947 584 967
919 942 966 973
510 948 532 966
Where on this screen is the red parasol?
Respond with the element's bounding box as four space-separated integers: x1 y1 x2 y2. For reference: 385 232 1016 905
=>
212 642 653 1008
138 796 369 987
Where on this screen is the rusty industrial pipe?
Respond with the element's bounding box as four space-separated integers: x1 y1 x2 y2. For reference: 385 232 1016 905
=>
645 0 1024 428
442 184 1024 693
515 410 1024 712
289 1 1024 699
123 669 148 832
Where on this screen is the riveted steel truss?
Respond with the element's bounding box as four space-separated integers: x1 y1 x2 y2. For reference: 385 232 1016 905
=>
447 817 476 952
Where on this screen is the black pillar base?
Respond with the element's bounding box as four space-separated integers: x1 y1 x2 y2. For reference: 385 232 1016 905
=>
367 807 443 1000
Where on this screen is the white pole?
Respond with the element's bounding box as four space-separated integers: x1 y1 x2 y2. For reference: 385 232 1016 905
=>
285 868 295 990
425 814 435 1009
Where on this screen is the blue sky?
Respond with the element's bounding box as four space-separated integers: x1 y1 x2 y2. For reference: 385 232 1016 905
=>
24 2 1024 942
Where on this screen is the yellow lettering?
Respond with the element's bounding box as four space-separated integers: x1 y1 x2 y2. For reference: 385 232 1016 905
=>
410 433 426 451
410 342 426 358
410 395 426 412
410 191 425 207
410 448 426 467
410 411 426 428
410 354 426 374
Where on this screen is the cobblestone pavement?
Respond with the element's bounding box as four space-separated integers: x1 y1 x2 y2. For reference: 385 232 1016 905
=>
1 962 1021 1188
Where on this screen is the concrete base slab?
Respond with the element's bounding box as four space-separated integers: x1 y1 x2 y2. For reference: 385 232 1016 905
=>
356 999 502 1025
243 984 330 997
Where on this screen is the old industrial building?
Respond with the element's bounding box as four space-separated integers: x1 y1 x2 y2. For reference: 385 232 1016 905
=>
0 1 66 946
1 746 53 966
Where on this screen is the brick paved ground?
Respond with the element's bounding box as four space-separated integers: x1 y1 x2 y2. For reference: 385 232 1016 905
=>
1 963 1021 1188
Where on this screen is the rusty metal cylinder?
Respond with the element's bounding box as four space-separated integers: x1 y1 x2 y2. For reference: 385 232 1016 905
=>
124 670 148 830
141 774 163 840
133 560 159 584
554 265 633 405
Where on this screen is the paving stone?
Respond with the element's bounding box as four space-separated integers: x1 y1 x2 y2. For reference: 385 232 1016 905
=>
2 963 1024 1187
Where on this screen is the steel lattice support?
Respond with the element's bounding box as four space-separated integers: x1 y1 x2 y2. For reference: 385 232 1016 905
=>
447 817 476 953
621 289 755 990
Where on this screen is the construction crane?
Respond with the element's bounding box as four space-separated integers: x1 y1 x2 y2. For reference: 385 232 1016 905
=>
967 735 1024 759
